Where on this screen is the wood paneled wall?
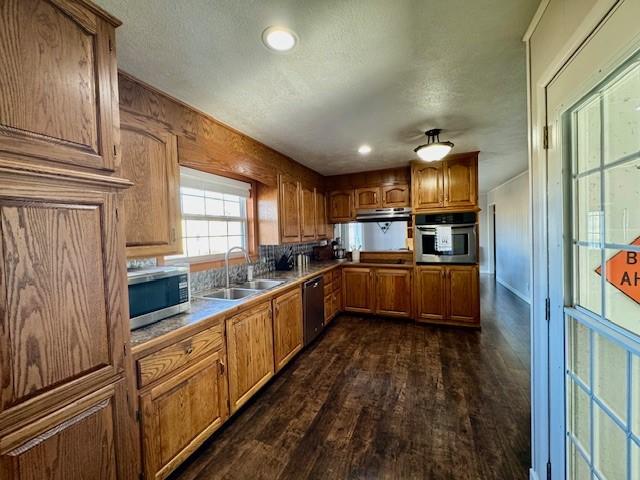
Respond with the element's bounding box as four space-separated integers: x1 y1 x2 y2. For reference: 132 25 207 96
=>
117 72 323 188
325 166 410 190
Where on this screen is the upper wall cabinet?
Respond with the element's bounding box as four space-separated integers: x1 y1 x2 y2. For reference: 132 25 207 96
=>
381 184 410 208
0 0 121 173
328 190 354 223
355 187 381 210
120 111 182 258
257 175 325 245
411 152 479 213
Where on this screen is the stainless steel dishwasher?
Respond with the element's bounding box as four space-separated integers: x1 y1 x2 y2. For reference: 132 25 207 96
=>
303 276 324 346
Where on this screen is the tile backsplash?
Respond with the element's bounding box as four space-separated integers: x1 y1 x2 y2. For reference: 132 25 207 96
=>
127 241 322 295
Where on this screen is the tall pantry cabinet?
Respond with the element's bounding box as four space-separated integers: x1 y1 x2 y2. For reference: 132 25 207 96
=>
0 1 139 479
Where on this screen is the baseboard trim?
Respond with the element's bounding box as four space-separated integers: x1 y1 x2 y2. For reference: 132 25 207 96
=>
529 469 539 480
496 276 531 304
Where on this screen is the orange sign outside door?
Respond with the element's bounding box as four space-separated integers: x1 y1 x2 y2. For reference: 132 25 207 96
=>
595 236 640 305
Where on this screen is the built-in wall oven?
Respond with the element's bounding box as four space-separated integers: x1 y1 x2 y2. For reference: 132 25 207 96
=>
127 265 190 330
415 212 478 264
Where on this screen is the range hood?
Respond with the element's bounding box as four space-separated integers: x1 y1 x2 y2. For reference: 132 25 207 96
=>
355 207 412 222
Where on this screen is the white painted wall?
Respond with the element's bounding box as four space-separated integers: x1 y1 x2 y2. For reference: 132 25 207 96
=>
478 194 490 273
487 171 531 302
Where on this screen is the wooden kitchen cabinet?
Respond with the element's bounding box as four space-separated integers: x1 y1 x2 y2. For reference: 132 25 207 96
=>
342 267 374 313
328 190 354 223
447 265 480 324
355 187 382 210
315 190 329 238
412 163 444 210
273 288 304 371
415 265 479 326
120 111 181 257
0 0 121 174
300 184 317 241
382 184 410 207
279 174 301 243
226 302 275 413
443 156 478 209
411 152 479 213
139 353 228 480
375 268 412 318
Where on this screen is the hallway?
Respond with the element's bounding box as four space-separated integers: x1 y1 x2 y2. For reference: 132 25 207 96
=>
172 276 531 480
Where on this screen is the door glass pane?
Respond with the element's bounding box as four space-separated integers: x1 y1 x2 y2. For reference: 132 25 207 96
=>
576 97 602 173
576 172 602 243
593 333 627 422
632 441 640 480
603 59 640 165
604 158 640 244
568 317 591 385
567 441 592 480
567 378 591 454
633 355 640 437
575 245 602 316
593 401 627 479
604 247 640 336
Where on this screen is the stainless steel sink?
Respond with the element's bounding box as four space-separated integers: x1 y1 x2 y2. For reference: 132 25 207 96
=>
197 288 260 301
236 279 285 290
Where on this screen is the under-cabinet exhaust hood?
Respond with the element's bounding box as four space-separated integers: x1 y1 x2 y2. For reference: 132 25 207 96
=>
355 207 412 222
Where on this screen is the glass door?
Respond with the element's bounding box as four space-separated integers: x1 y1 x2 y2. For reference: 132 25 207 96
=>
564 54 640 480
545 3 640 478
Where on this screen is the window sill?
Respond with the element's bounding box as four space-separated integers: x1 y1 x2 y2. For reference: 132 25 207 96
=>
165 253 256 273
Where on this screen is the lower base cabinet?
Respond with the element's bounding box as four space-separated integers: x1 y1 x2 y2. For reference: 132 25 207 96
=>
324 269 342 323
416 265 479 326
139 352 228 480
226 302 275 413
343 267 412 317
273 288 303 372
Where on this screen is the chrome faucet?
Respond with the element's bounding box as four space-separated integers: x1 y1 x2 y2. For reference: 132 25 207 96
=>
225 246 251 289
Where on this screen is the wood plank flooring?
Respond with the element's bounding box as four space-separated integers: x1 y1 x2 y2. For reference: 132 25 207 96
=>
172 275 530 480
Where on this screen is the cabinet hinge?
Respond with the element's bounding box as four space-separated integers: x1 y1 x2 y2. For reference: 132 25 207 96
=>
545 297 551 322
219 362 226 376
123 343 128 356
113 144 117 157
108 38 113 53
543 125 550 150
546 460 552 480
135 409 141 423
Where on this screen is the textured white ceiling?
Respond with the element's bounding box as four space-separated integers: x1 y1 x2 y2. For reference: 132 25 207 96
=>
96 0 538 192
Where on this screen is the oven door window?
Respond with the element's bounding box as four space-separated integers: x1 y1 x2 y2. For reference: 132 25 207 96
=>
421 232 469 256
128 276 183 318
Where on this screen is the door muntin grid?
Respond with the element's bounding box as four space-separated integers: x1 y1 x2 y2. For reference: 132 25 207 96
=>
566 52 640 480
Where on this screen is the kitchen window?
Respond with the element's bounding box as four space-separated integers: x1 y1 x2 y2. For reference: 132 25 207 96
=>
168 167 251 262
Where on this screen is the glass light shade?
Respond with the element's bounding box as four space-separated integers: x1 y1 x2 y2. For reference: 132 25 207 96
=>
263 27 297 52
414 142 453 162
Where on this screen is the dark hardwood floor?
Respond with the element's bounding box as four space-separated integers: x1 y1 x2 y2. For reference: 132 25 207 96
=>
172 275 531 480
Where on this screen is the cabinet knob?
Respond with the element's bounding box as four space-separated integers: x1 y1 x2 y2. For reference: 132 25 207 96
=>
185 346 193 355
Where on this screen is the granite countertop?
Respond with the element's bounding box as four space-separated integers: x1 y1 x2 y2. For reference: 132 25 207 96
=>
129 258 415 355
129 260 347 353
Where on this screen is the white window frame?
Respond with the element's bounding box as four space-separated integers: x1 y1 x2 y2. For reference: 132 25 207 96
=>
167 167 251 264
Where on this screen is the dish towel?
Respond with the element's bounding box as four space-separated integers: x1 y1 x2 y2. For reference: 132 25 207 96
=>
435 226 453 252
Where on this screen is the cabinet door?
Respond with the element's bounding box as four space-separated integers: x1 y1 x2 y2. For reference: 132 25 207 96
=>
279 175 300 243
0 0 119 172
412 163 444 210
140 353 228 480
375 269 412 318
121 111 181 257
446 265 480 324
226 302 274 413
299 185 316 241
0 380 130 480
443 156 478 208
315 191 328 238
342 268 374 313
328 190 354 223
324 294 333 323
355 187 381 210
381 184 410 208
415 266 447 322
273 288 303 371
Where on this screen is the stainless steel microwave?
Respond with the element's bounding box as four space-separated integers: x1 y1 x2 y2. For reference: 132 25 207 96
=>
415 212 478 264
127 266 190 330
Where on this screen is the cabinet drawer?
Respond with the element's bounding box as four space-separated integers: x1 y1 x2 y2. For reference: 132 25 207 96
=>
323 272 332 285
332 269 341 283
324 294 332 322
137 324 224 388
324 281 334 296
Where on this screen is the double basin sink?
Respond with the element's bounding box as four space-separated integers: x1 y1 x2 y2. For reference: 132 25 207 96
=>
196 279 284 303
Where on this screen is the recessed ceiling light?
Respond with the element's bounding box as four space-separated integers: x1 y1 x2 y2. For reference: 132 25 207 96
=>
262 26 297 52
358 144 372 155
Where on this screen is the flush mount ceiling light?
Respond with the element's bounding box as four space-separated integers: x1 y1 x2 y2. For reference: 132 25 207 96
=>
262 26 297 52
358 144 372 155
414 128 454 162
